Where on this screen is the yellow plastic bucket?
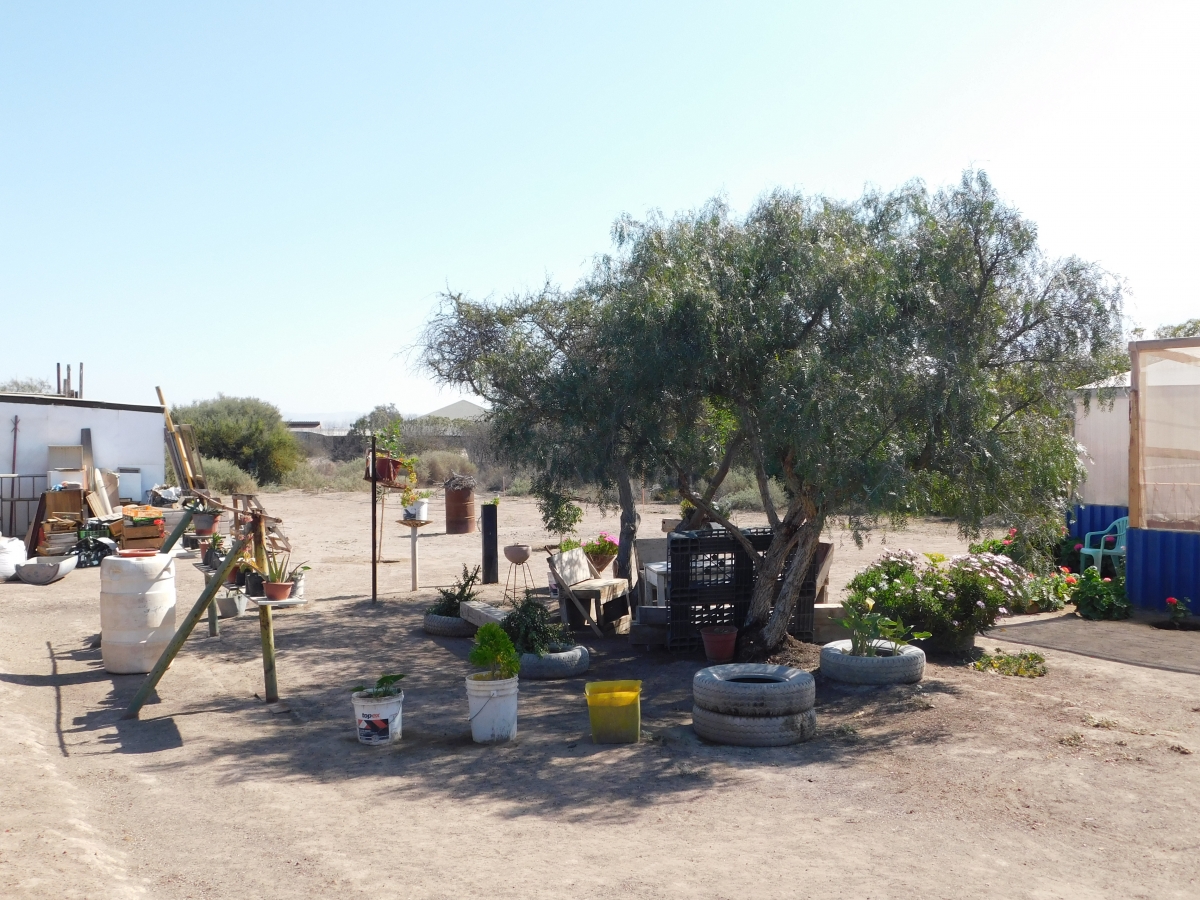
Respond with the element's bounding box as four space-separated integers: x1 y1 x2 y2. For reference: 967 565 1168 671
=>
584 680 642 744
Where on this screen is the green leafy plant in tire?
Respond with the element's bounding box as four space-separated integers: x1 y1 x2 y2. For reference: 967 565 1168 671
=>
469 623 520 680
502 591 572 656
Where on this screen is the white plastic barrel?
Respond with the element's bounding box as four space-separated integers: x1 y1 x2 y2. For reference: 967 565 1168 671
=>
100 555 177 674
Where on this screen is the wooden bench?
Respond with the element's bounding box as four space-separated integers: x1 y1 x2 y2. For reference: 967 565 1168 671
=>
549 547 632 637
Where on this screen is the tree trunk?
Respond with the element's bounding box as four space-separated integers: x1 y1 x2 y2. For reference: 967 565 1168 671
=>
613 466 641 581
760 523 821 650
737 504 822 660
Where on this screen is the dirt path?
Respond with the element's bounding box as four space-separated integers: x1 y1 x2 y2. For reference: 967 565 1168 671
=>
1 493 1197 898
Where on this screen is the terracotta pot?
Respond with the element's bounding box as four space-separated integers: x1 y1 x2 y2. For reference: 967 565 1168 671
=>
263 581 294 601
586 551 616 574
700 625 738 663
193 513 219 536
504 544 531 565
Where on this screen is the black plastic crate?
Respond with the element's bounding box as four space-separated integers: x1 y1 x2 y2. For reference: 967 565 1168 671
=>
666 528 824 650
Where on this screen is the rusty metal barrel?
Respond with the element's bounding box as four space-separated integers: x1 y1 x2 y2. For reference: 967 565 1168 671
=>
445 487 476 534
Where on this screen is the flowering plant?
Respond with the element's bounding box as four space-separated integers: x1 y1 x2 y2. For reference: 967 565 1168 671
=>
1071 566 1130 620
845 550 1030 646
1166 596 1191 623
583 532 619 556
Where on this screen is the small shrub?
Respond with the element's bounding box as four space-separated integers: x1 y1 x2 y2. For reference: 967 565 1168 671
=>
201 457 258 494
507 475 532 496
173 395 302 483
418 450 476 485
1072 566 1130 620
1022 571 1072 613
469 623 520 680
501 591 572 656
427 565 481 617
972 648 1047 677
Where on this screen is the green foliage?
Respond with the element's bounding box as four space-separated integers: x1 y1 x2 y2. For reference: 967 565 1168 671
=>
173 395 302 484
1025 571 1072 613
501 591 572 656
558 537 581 551
1154 319 1200 339
427 565 481 616
972 649 1047 677
201 457 258 494
1167 596 1192 623
272 458 366 493
537 488 583 539
848 549 1029 645
265 552 307 584
469 623 520 680
1071 566 1130 620
0 376 52 393
834 594 930 656
338 404 404 461
352 672 405 698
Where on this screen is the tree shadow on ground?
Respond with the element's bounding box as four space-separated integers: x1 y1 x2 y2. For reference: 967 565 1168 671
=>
98 595 969 821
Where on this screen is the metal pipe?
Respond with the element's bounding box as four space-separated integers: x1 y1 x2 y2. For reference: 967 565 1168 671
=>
78 362 83 399
56 364 61 395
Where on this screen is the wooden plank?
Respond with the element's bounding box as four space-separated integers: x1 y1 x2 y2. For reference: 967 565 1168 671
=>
177 424 207 490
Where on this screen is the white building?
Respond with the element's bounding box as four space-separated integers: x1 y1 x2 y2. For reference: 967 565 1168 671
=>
0 392 165 536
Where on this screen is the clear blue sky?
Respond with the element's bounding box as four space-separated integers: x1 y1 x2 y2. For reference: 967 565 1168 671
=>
2 2 1196 421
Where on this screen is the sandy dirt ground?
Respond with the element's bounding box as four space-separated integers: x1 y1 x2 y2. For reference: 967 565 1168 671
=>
1 492 1198 899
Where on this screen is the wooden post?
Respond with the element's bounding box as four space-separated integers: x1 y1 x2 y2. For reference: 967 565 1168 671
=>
371 436 378 602
259 604 278 703
253 511 267 574
1128 369 1144 528
410 525 419 591
207 594 220 637
156 386 194 490
123 537 248 719
160 508 195 553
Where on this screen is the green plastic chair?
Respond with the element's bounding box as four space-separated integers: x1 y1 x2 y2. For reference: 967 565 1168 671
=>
1079 516 1128 572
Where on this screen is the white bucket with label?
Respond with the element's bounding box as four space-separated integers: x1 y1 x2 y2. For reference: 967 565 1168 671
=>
352 691 403 745
404 499 430 521
465 673 519 743
100 555 177 674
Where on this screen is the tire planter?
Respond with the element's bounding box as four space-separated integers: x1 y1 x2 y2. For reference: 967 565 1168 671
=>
692 706 817 747
518 644 590 679
692 664 815 717
819 639 925 685
423 612 476 637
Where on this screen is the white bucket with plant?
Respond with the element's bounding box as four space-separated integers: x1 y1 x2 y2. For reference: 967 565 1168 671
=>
403 490 433 521
352 673 405 745
465 623 520 743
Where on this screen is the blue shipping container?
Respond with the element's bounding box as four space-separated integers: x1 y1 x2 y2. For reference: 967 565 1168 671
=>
1126 528 1200 612
1068 504 1128 539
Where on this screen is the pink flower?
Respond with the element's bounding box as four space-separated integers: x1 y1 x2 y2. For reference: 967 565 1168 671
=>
1002 540 1012 545
1074 543 1083 551
1103 577 1111 583
1008 528 1018 537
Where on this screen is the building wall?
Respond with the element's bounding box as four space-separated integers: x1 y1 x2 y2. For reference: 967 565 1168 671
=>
1074 392 1129 506
0 396 166 491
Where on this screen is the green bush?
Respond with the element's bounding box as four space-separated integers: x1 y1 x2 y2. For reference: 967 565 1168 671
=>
428 565 481 616
418 450 476 485
271 458 367 493
1071 566 1130 620
507 475 532 496
201 457 258 494
501 591 572 656
173 396 302 484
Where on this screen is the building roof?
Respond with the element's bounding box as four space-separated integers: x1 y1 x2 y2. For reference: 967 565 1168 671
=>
1076 372 1131 391
420 400 488 421
0 392 164 414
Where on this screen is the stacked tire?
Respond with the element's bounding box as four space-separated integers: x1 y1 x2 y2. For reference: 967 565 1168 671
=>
691 664 816 747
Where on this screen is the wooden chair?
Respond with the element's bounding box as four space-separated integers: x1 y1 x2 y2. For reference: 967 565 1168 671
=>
548 547 632 637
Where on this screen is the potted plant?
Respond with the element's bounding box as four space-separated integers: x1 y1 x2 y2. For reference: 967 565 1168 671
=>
424 564 480 637
185 500 223 536
583 532 619 574
403 489 433 521
351 672 405 745
465 623 520 743
202 532 226 569
262 552 308 601
289 562 312 600
502 591 590 678
820 594 930 685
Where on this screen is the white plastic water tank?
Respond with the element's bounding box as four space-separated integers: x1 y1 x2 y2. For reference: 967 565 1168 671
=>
100 555 177 674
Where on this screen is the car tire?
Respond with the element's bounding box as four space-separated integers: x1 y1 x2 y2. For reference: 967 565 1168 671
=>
819 639 925 685
691 706 817 747
423 612 476 638
519 645 590 679
692 664 815 717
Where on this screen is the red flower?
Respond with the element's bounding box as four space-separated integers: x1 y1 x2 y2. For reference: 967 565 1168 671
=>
1002 539 1012 545
1065 575 1078 585
1167 597 1178 605
1060 566 1071 575
1008 528 1018 537
1105 535 1115 544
